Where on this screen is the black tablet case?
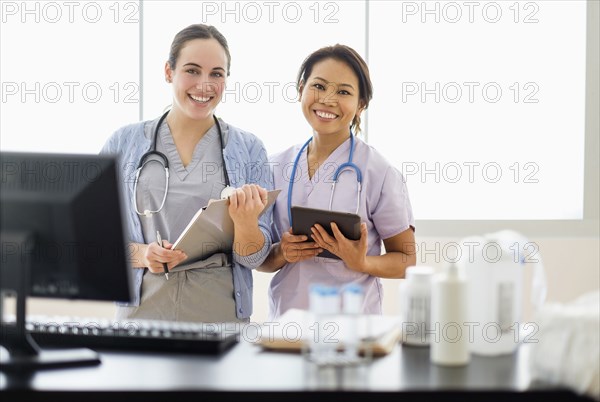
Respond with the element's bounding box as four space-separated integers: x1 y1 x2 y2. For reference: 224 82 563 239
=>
291 206 361 260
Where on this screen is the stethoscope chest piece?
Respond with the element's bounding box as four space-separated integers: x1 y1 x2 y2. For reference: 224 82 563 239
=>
220 186 235 199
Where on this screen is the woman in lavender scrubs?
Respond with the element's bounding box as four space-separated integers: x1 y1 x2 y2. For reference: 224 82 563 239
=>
260 44 416 320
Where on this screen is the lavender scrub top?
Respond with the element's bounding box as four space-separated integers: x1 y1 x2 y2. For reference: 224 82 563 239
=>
267 135 415 320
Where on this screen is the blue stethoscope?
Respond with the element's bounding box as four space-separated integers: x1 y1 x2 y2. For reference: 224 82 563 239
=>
132 110 234 217
287 132 362 226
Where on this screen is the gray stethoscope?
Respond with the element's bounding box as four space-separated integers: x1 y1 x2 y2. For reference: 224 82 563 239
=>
133 110 234 217
287 132 363 226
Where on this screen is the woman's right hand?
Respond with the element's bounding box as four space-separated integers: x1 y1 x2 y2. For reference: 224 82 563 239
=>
143 240 187 273
279 228 323 263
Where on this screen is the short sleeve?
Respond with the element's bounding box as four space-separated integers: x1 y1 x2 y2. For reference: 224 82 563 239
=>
371 166 415 239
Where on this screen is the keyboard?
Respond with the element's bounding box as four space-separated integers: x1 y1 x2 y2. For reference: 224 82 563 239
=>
24 315 240 355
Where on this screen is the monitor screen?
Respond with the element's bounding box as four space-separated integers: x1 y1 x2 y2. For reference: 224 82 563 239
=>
0 151 133 303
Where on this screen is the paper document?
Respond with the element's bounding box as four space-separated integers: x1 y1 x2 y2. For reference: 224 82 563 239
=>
172 189 280 264
257 308 402 356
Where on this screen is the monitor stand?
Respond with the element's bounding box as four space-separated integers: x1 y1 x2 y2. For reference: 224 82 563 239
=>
0 232 101 372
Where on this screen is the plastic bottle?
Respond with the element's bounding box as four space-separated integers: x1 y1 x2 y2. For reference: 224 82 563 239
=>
400 266 434 346
342 283 363 361
430 263 470 366
309 284 340 363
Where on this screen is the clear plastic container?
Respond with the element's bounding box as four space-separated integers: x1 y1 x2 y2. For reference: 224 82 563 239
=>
400 266 435 346
458 233 525 356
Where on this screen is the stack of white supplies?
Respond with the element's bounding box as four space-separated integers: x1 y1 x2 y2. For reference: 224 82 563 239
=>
529 290 600 400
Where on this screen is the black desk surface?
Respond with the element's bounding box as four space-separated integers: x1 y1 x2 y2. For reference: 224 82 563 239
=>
0 339 593 401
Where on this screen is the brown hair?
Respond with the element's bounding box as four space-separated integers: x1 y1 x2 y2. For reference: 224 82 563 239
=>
168 24 231 76
296 44 373 133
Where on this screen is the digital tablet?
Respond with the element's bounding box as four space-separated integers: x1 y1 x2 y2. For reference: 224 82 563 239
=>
291 206 361 260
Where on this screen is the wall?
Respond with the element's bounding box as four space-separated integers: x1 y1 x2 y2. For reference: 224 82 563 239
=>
25 236 599 324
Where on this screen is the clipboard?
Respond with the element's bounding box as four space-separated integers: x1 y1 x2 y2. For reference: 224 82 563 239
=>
291 206 361 260
172 189 280 264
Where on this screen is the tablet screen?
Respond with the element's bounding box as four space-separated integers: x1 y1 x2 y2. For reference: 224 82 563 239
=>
291 206 361 260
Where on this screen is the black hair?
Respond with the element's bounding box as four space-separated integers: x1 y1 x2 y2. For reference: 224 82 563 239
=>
296 44 373 133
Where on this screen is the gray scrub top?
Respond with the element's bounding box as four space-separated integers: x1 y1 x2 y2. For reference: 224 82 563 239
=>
117 118 241 323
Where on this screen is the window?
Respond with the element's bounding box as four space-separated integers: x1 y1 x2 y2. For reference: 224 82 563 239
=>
141 0 366 154
0 0 139 154
368 0 587 220
2 0 596 235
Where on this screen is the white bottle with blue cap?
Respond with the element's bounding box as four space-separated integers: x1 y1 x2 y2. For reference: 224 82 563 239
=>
342 283 364 361
309 283 340 363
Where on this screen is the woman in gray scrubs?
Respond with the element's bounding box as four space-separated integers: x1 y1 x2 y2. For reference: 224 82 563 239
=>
101 24 273 323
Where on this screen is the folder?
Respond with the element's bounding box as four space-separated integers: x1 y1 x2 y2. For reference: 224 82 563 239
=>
172 189 281 264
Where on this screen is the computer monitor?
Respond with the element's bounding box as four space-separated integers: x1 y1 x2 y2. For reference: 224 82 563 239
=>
0 151 133 371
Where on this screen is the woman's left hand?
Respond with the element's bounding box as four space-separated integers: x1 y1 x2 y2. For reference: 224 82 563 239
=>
228 184 268 226
311 222 368 272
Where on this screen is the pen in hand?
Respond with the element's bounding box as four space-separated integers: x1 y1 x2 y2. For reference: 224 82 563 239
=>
156 230 169 281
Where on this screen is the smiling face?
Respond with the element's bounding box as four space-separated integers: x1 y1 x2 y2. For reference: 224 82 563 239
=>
299 58 364 140
165 38 228 122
